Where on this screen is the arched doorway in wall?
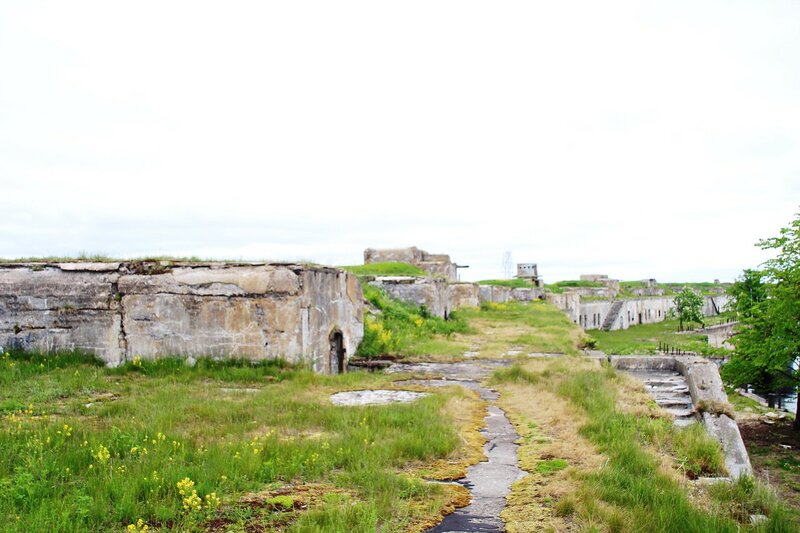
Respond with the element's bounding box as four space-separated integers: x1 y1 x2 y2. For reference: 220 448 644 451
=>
329 330 346 374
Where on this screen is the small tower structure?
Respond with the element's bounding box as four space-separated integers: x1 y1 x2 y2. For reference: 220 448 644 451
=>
516 263 543 287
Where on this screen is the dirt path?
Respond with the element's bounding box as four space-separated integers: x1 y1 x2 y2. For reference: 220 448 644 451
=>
389 360 525 532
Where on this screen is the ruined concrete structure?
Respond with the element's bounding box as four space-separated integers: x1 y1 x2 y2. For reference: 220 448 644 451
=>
0 262 363 373
364 247 459 282
611 355 752 478
363 247 547 317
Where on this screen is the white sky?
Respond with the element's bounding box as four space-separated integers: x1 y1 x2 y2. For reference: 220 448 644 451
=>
1 1 798 283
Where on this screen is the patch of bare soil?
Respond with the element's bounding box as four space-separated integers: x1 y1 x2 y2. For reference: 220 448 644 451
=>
739 418 800 517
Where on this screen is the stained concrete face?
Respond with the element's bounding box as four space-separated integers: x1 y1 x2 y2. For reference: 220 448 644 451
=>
0 266 125 364
0 262 363 373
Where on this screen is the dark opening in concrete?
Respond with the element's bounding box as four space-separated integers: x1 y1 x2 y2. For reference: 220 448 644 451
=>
329 330 345 374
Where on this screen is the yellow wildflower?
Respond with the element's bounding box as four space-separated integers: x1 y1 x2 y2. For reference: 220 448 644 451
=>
94 445 111 463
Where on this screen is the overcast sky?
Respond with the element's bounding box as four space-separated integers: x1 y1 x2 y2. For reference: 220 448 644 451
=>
1 1 798 283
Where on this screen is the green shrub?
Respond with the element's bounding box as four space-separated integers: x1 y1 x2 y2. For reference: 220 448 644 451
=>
356 285 469 357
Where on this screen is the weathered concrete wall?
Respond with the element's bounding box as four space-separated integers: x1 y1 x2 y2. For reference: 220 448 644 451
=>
447 283 480 310
369 276 449 318
546 292 581 323
479 285 545 304
703 295 730 316
701 322 737 349
364 247 424 265
479 285 511 303
0 262 363 373
611 355 752 478
0 263 124 364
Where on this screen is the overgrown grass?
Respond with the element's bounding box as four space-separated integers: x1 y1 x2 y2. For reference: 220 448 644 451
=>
477 279 533 288
588 319 730 356
356 284 470 357
496 360 793 531
342 262 428 278
463 301 589 355
0 350 471 531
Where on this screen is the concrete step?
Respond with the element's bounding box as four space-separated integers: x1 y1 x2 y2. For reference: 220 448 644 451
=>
656 398 693 409
645 379 686 387
646 384 689 392
666 408 696 418
625 369 697 427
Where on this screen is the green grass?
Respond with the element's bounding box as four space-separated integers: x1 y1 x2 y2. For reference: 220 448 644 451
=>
477 279 533 288
0 350 469 532
588 319 730 356
535 458 568 475
554 365 791 531
460 301 589 356
616 281 730 298
342 263 428 278
728 391 768 413
551 280 605 288
356 284 470 357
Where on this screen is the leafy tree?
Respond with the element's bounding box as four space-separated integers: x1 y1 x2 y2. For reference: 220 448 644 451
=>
728 269 768 319
673 287 704 331
721 211 800 429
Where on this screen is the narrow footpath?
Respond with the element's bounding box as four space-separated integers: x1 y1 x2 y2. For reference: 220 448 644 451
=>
388 361 526 532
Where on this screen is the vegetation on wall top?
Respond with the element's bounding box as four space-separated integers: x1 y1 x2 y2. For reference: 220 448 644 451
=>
341 262 428 278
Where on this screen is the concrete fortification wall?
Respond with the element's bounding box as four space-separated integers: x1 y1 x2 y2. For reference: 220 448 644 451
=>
0 262 363 373
563 294 730 331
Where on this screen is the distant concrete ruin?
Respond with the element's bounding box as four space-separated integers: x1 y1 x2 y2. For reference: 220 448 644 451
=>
0 262 363 373
549 274 729 332
579 273 621 292
516 263 543 287
364 248 544 317
364 247 460 281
